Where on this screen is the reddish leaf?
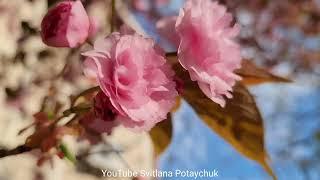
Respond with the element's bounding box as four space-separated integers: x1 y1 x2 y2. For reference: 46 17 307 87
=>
149 115 173 158
236 59 291 85
174 64 276 179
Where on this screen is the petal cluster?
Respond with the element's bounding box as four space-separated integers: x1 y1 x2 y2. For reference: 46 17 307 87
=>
41 0 90 48
82 31 178 131
176 0 241 107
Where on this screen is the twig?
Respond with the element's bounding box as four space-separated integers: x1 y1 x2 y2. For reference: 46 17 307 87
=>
110 0 116 32
0 145 32 158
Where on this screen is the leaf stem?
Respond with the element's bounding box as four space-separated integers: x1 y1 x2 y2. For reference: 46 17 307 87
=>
71 86 100 107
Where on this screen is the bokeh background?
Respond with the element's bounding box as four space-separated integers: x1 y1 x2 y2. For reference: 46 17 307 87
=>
0 0 320 179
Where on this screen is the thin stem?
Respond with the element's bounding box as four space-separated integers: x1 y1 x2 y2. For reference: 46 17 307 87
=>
165 52 177 57
18 123 35 135
53 49 76 80
53 86 100 124
110 0 116 32
66 114 79 126
86 40 94 47
165 52 179 65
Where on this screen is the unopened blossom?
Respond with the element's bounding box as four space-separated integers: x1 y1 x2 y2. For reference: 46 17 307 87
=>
176 0 242 107
79 91 119 134
41 0 90 48
82 31 178 131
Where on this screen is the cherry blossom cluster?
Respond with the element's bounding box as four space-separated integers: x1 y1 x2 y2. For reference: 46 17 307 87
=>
40 0 241 133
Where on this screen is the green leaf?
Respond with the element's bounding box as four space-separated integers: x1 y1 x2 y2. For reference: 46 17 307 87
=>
59 143 76 164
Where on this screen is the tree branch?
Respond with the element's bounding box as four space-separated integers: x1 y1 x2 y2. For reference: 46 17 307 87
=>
0 145 32 159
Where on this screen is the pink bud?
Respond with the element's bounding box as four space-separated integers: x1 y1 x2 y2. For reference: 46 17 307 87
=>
41 0 90 48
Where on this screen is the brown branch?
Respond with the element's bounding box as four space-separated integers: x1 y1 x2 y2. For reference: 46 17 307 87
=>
166 52 177 57
110 0 116 32
0 145 32 159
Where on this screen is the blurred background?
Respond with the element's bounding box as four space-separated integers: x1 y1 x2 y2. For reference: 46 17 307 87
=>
0 0 320 179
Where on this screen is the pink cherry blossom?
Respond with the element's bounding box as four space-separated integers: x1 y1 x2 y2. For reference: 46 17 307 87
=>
176 0 242 107
82 31 178 131
41 0 90 48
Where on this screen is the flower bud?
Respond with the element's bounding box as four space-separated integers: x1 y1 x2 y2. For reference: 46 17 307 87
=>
41 0 90 48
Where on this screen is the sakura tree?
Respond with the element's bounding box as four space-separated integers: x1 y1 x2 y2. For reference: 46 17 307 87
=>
0 0 294 179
